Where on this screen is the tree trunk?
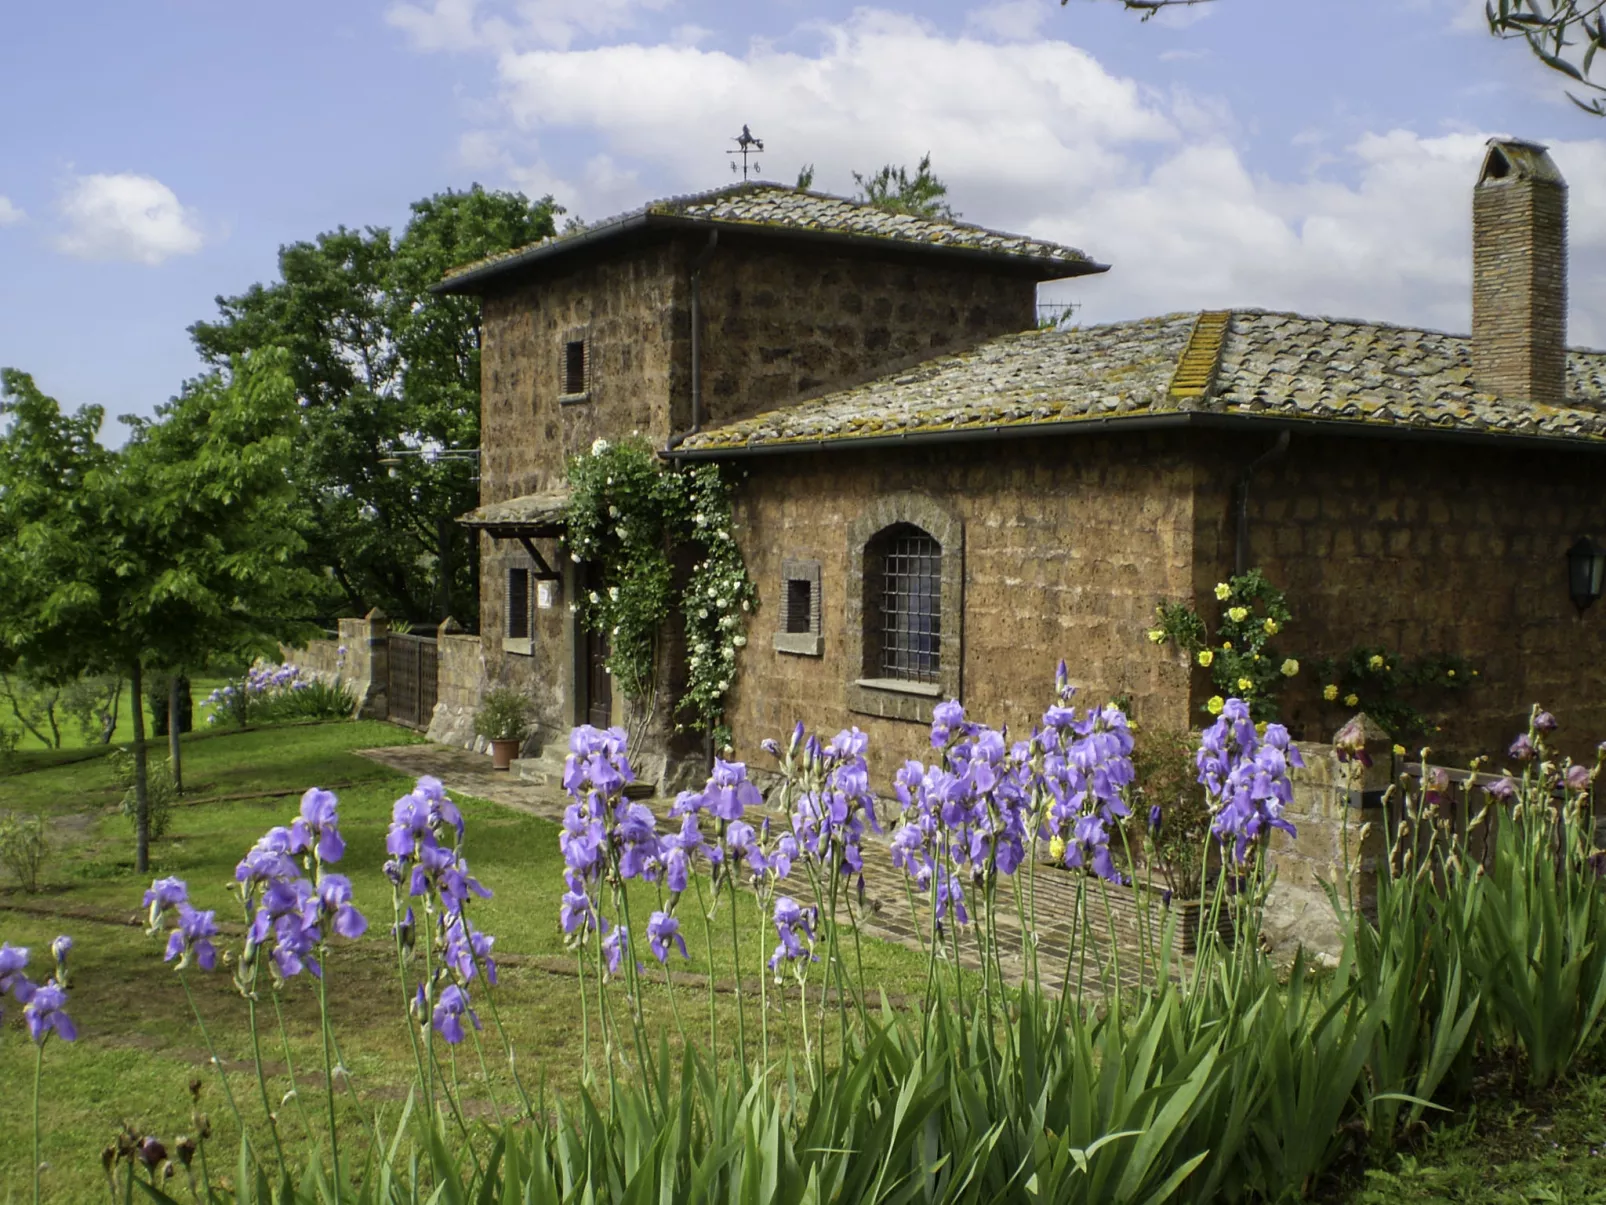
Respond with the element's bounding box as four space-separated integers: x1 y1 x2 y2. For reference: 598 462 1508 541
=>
168 675 184 796
99 678 122 744
131 660 151 874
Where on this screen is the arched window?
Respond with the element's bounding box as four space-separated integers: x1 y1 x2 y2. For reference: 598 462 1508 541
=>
846 493 963 722
870 524 941 682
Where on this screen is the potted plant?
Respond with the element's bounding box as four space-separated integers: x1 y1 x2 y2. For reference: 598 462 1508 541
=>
475 687 531 771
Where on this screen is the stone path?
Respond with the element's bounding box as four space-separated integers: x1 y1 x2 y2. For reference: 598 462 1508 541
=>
354 745 1201 995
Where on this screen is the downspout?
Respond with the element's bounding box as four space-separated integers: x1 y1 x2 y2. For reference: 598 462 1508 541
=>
1233 430 1290 576
668 230 720 450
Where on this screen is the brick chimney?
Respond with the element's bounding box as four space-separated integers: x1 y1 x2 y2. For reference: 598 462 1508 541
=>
1472 138 1568 408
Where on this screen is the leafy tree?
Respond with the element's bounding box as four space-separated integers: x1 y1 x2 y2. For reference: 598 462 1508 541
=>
1079 0 1606 112
0 352 318 870
189 186 562 625
852 153 957 219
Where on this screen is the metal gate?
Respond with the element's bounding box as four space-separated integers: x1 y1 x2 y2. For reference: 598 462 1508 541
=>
387 633 438 729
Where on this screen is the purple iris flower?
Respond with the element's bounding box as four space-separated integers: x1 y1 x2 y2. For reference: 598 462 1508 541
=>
387 793 433 857
1535 710 1558 733
0 943 34 1015
601 924 627 977
316 874 368 939
768 896 816 971
560 874 598 934
443 916 498 983
703 759 762 820
23 981 76 1044
290 787 345 863
432 984 480 1045
143 877 189 930
1148 804 1163 836
164 904 220 972
1565 764 1591 791
1486 776 1518 802
647 911 687 963
1509 733 1537 763
931 700 970 749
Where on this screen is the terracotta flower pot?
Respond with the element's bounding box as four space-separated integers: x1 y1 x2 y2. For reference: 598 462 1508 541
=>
490 738 520 771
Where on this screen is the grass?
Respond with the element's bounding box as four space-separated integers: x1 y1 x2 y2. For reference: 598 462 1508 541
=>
0 717 935 1203
3 676 228 755
1340 1066 1606 1202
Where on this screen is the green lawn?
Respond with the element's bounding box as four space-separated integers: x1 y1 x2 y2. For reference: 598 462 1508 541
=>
0 719 935 1202
3 676 230 754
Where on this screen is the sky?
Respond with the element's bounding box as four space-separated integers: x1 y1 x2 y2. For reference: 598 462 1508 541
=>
4 0 1606 439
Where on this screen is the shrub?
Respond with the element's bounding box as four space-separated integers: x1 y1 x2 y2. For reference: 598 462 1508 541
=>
107 747 176 841
474 685 531 741
0 809 50 891
1129 725 1212 899
255 676 355 722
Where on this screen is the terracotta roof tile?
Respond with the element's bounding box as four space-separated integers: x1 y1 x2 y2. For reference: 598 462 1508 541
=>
438 182 1098 287
676 310 1606 453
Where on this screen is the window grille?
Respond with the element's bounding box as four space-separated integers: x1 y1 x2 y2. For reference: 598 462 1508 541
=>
786 578 813 634
880 530 940 681
506 567 530 640
563 340 587 396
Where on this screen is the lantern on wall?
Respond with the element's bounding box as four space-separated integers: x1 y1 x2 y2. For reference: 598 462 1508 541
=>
1566 536 1606 612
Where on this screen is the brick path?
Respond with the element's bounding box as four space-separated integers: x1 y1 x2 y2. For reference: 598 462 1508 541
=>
355 745 1204 995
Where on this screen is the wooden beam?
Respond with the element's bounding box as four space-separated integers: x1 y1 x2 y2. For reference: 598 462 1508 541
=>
517 535 561 581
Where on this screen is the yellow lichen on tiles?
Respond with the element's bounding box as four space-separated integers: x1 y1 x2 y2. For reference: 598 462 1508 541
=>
1168 311 1231 400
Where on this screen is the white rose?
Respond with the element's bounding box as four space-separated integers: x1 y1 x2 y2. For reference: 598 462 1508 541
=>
733 635 747 647
591 438 610 456
717 681 728 691
741 601 750 612
609 586 619 601
588 591 599 603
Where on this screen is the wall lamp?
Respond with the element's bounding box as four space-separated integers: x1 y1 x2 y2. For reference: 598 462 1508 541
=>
1567 536 1606 612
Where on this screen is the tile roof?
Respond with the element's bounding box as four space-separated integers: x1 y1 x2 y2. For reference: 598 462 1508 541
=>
435 182 1101 292
458 489 570 535
673 310 1606 454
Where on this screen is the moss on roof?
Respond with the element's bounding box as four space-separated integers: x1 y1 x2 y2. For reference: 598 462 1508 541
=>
675 310 1606 453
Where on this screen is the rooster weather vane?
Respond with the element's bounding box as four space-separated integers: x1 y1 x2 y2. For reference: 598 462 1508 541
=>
729 125 763 180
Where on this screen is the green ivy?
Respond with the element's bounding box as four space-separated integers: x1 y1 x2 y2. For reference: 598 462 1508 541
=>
1149 568 1299 721
562 437 755 741
1312 646 1476 743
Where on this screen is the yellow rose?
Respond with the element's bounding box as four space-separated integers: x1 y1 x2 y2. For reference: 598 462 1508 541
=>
1198 649 1214 667
1281 658 1299 677
1263 618 1279 635
1344 693 1359 708
1207 695 1225 715
1392 744 1407 756
1237 677 1253 692
1368 654 1385 670
1222 640 1233 651
1147 628 1165 644
1447 669 1456 678
1323 684 1339 701
1228 607 1249 623
1048 835 1067 861
1214 582 1231 601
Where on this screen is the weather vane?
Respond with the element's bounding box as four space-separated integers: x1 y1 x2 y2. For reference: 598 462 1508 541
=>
728 124 763 180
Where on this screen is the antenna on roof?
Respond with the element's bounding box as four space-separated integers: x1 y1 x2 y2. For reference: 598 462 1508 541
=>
729 124 764 181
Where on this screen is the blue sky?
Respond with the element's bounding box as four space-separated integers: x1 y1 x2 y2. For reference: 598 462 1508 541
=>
4 0 1606 438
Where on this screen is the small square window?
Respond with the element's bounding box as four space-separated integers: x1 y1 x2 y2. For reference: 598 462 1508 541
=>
563 339 587 396
774 558 823 656
786 578 813 634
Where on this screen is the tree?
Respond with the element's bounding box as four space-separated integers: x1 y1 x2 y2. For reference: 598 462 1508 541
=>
852 153 958 219
189 186 563 625
0 351 318 870
1077 0 1606 113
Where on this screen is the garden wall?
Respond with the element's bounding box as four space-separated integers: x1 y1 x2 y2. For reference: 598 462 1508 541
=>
279 610 390 720
425 623 491 752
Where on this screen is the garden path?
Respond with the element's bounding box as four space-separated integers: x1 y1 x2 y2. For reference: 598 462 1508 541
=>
355 744 1190 995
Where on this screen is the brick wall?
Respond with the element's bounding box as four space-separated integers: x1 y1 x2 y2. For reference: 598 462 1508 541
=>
1194 430 1606 760
721 430 1198 784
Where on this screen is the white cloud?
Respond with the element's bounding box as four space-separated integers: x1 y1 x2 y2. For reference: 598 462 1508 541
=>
965 1 1052 41
0 195 24 226
55 173 204 265
386 0 670 52
405 6 1606 347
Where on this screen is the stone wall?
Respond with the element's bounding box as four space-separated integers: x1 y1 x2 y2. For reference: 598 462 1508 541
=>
279 609 390 719
1193 430 1606 760
721 430 1199 786
695 240 1038 429
424 622 491 752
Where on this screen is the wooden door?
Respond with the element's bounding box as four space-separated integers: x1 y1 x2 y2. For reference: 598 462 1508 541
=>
585 625 612 729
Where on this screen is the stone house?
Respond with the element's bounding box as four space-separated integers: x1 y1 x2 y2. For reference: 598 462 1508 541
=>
442 138 1606 789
